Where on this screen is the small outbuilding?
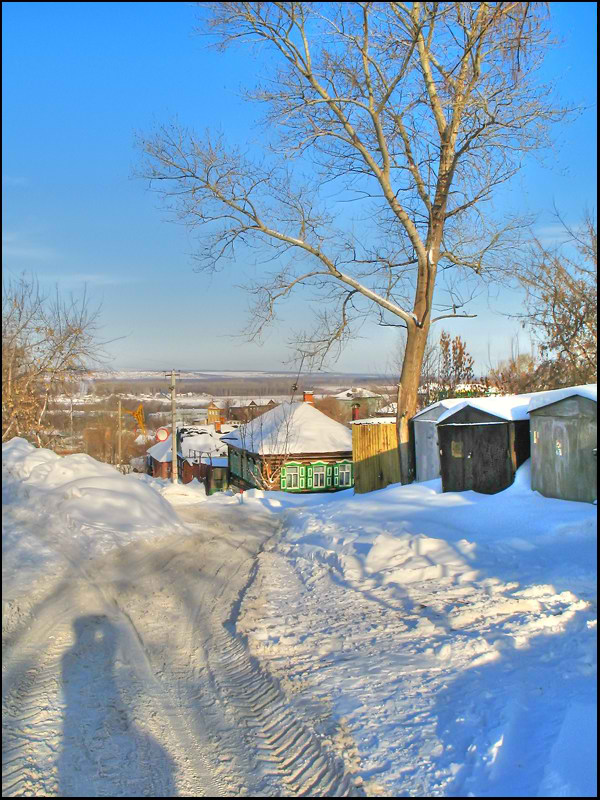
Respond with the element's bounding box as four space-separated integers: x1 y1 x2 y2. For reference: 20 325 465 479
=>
411 398 469 482
528 384 597 504
436 396 532 494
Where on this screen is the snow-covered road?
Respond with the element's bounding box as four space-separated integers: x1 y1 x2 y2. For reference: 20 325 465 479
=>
3 439 596 797
3 501 363 796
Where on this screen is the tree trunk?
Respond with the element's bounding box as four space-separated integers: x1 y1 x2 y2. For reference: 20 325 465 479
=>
396 322 430 484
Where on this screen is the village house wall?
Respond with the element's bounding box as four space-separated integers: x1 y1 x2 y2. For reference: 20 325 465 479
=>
227 445 353 492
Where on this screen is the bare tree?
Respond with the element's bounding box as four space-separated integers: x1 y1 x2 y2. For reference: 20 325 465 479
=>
512 211 597 387
2 274 109 446
233 402 298 490
139 2 568 482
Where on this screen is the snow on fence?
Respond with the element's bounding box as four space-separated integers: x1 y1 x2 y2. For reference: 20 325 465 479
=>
352 422 401 493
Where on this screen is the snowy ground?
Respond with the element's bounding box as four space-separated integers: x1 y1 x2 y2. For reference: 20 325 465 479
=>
2 438 597 797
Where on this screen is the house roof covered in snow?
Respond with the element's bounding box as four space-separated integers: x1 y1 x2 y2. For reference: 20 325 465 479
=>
147 427 228 463
527 384 597 413
220 401 353 455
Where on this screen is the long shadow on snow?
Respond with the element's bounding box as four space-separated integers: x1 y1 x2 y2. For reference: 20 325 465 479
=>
58 614 177 798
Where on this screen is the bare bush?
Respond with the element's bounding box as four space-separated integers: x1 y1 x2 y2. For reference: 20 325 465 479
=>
2 274 109 446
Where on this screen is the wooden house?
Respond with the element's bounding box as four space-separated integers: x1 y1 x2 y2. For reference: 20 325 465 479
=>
436 396 531 494
206 401 226 425
222 400 354 492
528 385 597 504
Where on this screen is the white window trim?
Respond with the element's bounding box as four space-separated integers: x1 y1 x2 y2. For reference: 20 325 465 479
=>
286 465 299 489
313 465 326 488
338 464 351 486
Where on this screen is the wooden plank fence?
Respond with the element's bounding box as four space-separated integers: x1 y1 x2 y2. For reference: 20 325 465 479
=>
352 423 401 494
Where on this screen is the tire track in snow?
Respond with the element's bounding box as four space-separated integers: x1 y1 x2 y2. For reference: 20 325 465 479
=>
206 624 362 796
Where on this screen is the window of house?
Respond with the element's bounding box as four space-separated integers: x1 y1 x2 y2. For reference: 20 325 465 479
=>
313 465 326 488
338 464 351 486
286 465 299 489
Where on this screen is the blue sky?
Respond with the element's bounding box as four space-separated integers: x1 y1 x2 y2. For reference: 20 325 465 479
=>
2 2 597 375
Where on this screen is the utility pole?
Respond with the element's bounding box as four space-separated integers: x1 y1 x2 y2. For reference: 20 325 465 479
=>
117 398 122 466
166 370 180 483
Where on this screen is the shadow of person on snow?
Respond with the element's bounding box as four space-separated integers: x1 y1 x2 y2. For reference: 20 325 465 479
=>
58 614 176 798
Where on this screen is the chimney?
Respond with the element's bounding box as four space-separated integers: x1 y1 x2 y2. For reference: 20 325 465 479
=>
215 420 221 433
303 390 315 405
352 403 361 421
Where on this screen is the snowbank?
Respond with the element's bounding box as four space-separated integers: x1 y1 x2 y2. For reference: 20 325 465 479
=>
132 472 208 505
2 438 182 598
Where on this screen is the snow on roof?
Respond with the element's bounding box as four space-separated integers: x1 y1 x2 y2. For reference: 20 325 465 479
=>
147 436 174 462
436 394 532 423
351 417 397 425
414 385 598 424
221 401 352 455
412 397 472 420
147 428 227 462
527 384 597 413
180 430 228 459
378 402 397 414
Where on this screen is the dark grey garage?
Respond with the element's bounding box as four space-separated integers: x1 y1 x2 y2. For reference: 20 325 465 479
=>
437 401 531 495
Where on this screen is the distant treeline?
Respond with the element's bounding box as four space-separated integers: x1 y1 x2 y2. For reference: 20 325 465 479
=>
87 376 392 398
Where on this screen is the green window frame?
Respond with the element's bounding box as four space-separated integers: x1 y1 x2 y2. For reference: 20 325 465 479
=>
299 464 306 489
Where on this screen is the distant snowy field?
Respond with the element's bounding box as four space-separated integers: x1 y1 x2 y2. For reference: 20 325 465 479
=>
3 438 597 797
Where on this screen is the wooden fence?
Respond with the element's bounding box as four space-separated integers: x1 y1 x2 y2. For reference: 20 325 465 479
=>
352 423 401 494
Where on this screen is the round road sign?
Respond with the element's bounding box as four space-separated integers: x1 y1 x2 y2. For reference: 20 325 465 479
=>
156 427 169 442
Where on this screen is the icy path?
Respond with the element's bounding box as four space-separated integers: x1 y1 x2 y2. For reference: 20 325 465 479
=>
2 504 361 797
